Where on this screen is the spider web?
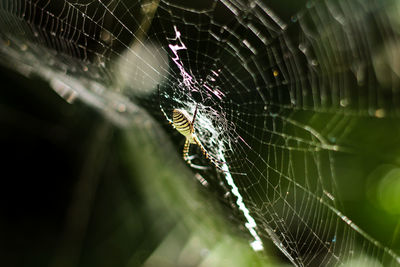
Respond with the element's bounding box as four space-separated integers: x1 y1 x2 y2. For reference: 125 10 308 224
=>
1 0 400 266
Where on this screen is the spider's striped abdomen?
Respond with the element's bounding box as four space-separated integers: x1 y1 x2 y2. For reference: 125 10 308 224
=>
173 109 194 140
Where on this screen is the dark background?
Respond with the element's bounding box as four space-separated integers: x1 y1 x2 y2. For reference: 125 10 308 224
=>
0 66 170 267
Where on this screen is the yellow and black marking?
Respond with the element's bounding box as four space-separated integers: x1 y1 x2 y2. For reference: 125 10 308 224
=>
172 108 212 167
173 109 193 138
193 138 209 159
158 86 224 171
183 139 191 162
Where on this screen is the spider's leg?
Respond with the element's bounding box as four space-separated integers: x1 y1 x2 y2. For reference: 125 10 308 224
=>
193 137 209 160
193 136 216 161
192 137 247 175
193 136 226 169
158 85 174 127
183 139 191 164
183 139 210 170
161 107 174 127
191 103 199 127
186 154 198 160
189 163 210 170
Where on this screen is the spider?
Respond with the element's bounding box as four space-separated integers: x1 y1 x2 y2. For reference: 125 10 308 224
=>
172 106 211 168
159 97 223 170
